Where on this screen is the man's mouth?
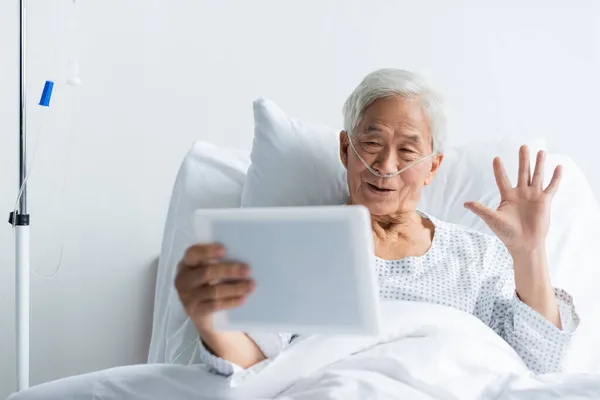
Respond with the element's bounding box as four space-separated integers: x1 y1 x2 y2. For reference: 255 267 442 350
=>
366 182 394 192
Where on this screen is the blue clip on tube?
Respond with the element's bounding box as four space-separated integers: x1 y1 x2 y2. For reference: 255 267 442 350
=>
39 80 54 107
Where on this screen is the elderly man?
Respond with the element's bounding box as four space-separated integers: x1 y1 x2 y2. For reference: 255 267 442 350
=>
175 68 579 378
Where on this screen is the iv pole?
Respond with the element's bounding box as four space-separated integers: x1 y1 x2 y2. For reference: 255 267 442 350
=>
9 0 61 389
8 0 31 391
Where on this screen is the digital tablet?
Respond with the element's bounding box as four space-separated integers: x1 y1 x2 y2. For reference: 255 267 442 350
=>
193 205 381 335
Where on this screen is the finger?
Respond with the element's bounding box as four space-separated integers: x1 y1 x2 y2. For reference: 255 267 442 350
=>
182 243 225 266
531 150 545 189
199 263 251 286
544 165 563 196
517 145 531 187
492 157 512 196
175 262 250 292
464 201 497 225
197 295 248 314
197 280 255 301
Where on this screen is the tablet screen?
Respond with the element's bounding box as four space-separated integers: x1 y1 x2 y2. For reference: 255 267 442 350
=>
210 216 374 333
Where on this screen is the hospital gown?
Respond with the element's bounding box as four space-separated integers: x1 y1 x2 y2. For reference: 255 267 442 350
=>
196 213 579 377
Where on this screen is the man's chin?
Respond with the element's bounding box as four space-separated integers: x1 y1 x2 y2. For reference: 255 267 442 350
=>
360 200 399 217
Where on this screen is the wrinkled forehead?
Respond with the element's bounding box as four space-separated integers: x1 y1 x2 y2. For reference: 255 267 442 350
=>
357 96 431 146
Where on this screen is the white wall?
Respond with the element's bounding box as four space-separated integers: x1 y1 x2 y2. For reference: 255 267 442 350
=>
1 0 599 397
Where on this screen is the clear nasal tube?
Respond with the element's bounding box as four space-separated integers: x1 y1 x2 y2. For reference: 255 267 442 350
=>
348 133 436 178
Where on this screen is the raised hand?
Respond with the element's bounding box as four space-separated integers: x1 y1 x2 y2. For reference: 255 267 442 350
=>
464 145 562 256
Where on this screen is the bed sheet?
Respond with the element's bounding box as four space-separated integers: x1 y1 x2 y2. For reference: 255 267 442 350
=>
8 302 600 400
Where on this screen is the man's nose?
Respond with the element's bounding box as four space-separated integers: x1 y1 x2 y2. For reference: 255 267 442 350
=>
372 149 400 175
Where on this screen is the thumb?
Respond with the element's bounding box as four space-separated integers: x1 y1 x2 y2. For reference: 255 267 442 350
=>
464 201 496 225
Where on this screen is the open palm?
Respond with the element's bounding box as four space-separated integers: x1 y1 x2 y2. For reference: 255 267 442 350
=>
465 145 562 254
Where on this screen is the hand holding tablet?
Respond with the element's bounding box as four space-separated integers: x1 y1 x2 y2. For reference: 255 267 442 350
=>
174 242 256 333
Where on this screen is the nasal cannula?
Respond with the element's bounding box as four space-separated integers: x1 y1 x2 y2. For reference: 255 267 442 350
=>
347 133 437 178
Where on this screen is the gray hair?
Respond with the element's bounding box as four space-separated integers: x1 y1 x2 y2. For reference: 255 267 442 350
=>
343 68 447 153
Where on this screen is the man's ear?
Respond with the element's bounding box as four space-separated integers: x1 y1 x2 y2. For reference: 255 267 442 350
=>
339 130 349 169
425 153 444 186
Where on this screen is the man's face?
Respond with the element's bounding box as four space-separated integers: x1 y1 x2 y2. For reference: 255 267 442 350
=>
340 96 443 217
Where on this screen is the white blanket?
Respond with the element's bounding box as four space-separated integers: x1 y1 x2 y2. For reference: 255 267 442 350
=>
8 302 600 400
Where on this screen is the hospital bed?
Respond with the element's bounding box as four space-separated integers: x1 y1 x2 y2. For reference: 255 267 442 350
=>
7 100 600 399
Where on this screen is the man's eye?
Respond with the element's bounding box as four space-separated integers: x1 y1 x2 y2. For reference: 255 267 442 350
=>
400 148 414 153
363 141 381 146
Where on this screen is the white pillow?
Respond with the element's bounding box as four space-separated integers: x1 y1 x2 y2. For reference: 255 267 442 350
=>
148 141 250 364
244 98 348 207
242 98 600 372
